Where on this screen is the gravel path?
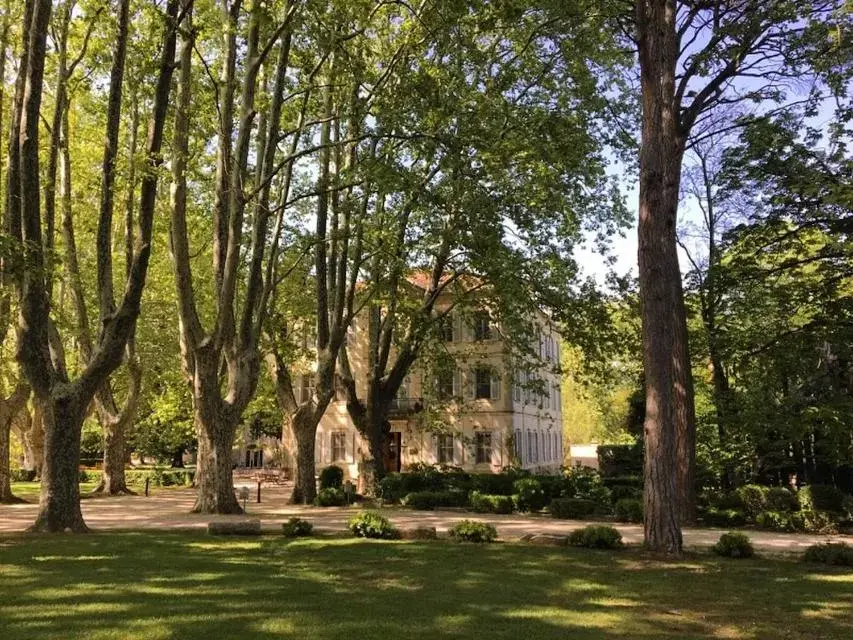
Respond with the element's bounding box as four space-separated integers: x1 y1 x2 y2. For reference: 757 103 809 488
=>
2 484 850 552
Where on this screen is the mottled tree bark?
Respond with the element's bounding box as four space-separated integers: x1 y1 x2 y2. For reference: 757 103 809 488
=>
635 0 684 555
13 0 178 532
0 382 30 503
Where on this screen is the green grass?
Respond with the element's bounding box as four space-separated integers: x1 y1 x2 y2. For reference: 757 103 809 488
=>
10 481 102 502
0 533 850 640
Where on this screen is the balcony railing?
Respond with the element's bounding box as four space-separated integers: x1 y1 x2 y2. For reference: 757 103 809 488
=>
388 397 424 415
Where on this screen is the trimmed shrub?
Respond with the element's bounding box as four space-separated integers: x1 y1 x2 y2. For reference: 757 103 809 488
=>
319 465 344 490
614 498 644 523
734 484 769 517
702 507 747 528
549 497 596 519
610 485 643 502
790 510 838 534
536 474 569 502
448 520 497 543
282 517 313 538
754 510 793 532
712 532 754 558
597 444 643 478
568 525 622 549
347 511 399 539
402 490 467 510
798 485 845 513
469 473 516 496
10 469 37 482
314 487 347 507
470 491 514 514
766 487 798 512
513 478 546 512
803 542 853 566
125 469 195 487
602 474 643 490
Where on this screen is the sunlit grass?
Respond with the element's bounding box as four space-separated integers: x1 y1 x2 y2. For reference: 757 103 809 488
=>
0 532 850 639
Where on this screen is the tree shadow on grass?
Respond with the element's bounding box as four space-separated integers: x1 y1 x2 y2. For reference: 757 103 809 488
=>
0 533 851 640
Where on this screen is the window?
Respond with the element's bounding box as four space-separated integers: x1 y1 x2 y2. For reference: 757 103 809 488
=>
437 434 454 464
297 374 314 403
473 311 492 341
527 431 535 464
514 429 523 463
436 367 455 400
474 367 492 399
439 315 454 342
475 432 492 464
331 432 346 461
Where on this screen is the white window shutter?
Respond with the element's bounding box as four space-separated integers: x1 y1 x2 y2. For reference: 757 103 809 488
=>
465 369 475 399
452 369 461 396
490 372 501 400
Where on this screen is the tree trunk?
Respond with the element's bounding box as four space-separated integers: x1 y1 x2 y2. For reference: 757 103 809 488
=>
291 411 317 504
0 382 30 503
636 0 685 555
192 408 242 514
97 418 134 495
28 393 88 532
674 306 696 525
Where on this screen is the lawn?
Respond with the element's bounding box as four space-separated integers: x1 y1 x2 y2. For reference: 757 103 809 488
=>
0 533 850 640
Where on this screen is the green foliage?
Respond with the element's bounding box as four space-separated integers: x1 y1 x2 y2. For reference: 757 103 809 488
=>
567 525 622 549
713 533 755 559
448 520 497 544
10 469 37 482
402 491 468 511
797 485 846 513
597 445 643 478
610 485 643 501
125 469 195 487
347 512 398 540
469 473 516 496
614 498 643 523
314 488 347 507
754 511 794 532
562 466 612 506
512 478 546 512
789 510 838 534
319 465 344 490
734 485 770 518
549 498 596 520
766 487 799 512
702 508 747 528
281 518 313 538
803 543 853 567
469 491 514 514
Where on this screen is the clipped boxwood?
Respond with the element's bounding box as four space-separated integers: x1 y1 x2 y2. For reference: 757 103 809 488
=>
282 517 313 538
614 498 643 523
319 465 344 490
314 487 347 507
402 490 467 510
766 487 798 512
610 485 643 502
734 484 769 517
790 510 838 534
803 542 853 566
448 520 498 543
568 525 622 549
702 507 747 528
549 497 596 520
513 478 546 512
754 510 793 532
798 485 846 513
712 532 754 558
470 491 514 514
469 473 516 496
347 511 399 539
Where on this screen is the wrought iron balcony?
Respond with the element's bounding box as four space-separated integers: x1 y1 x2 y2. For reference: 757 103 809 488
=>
388 397 424 416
